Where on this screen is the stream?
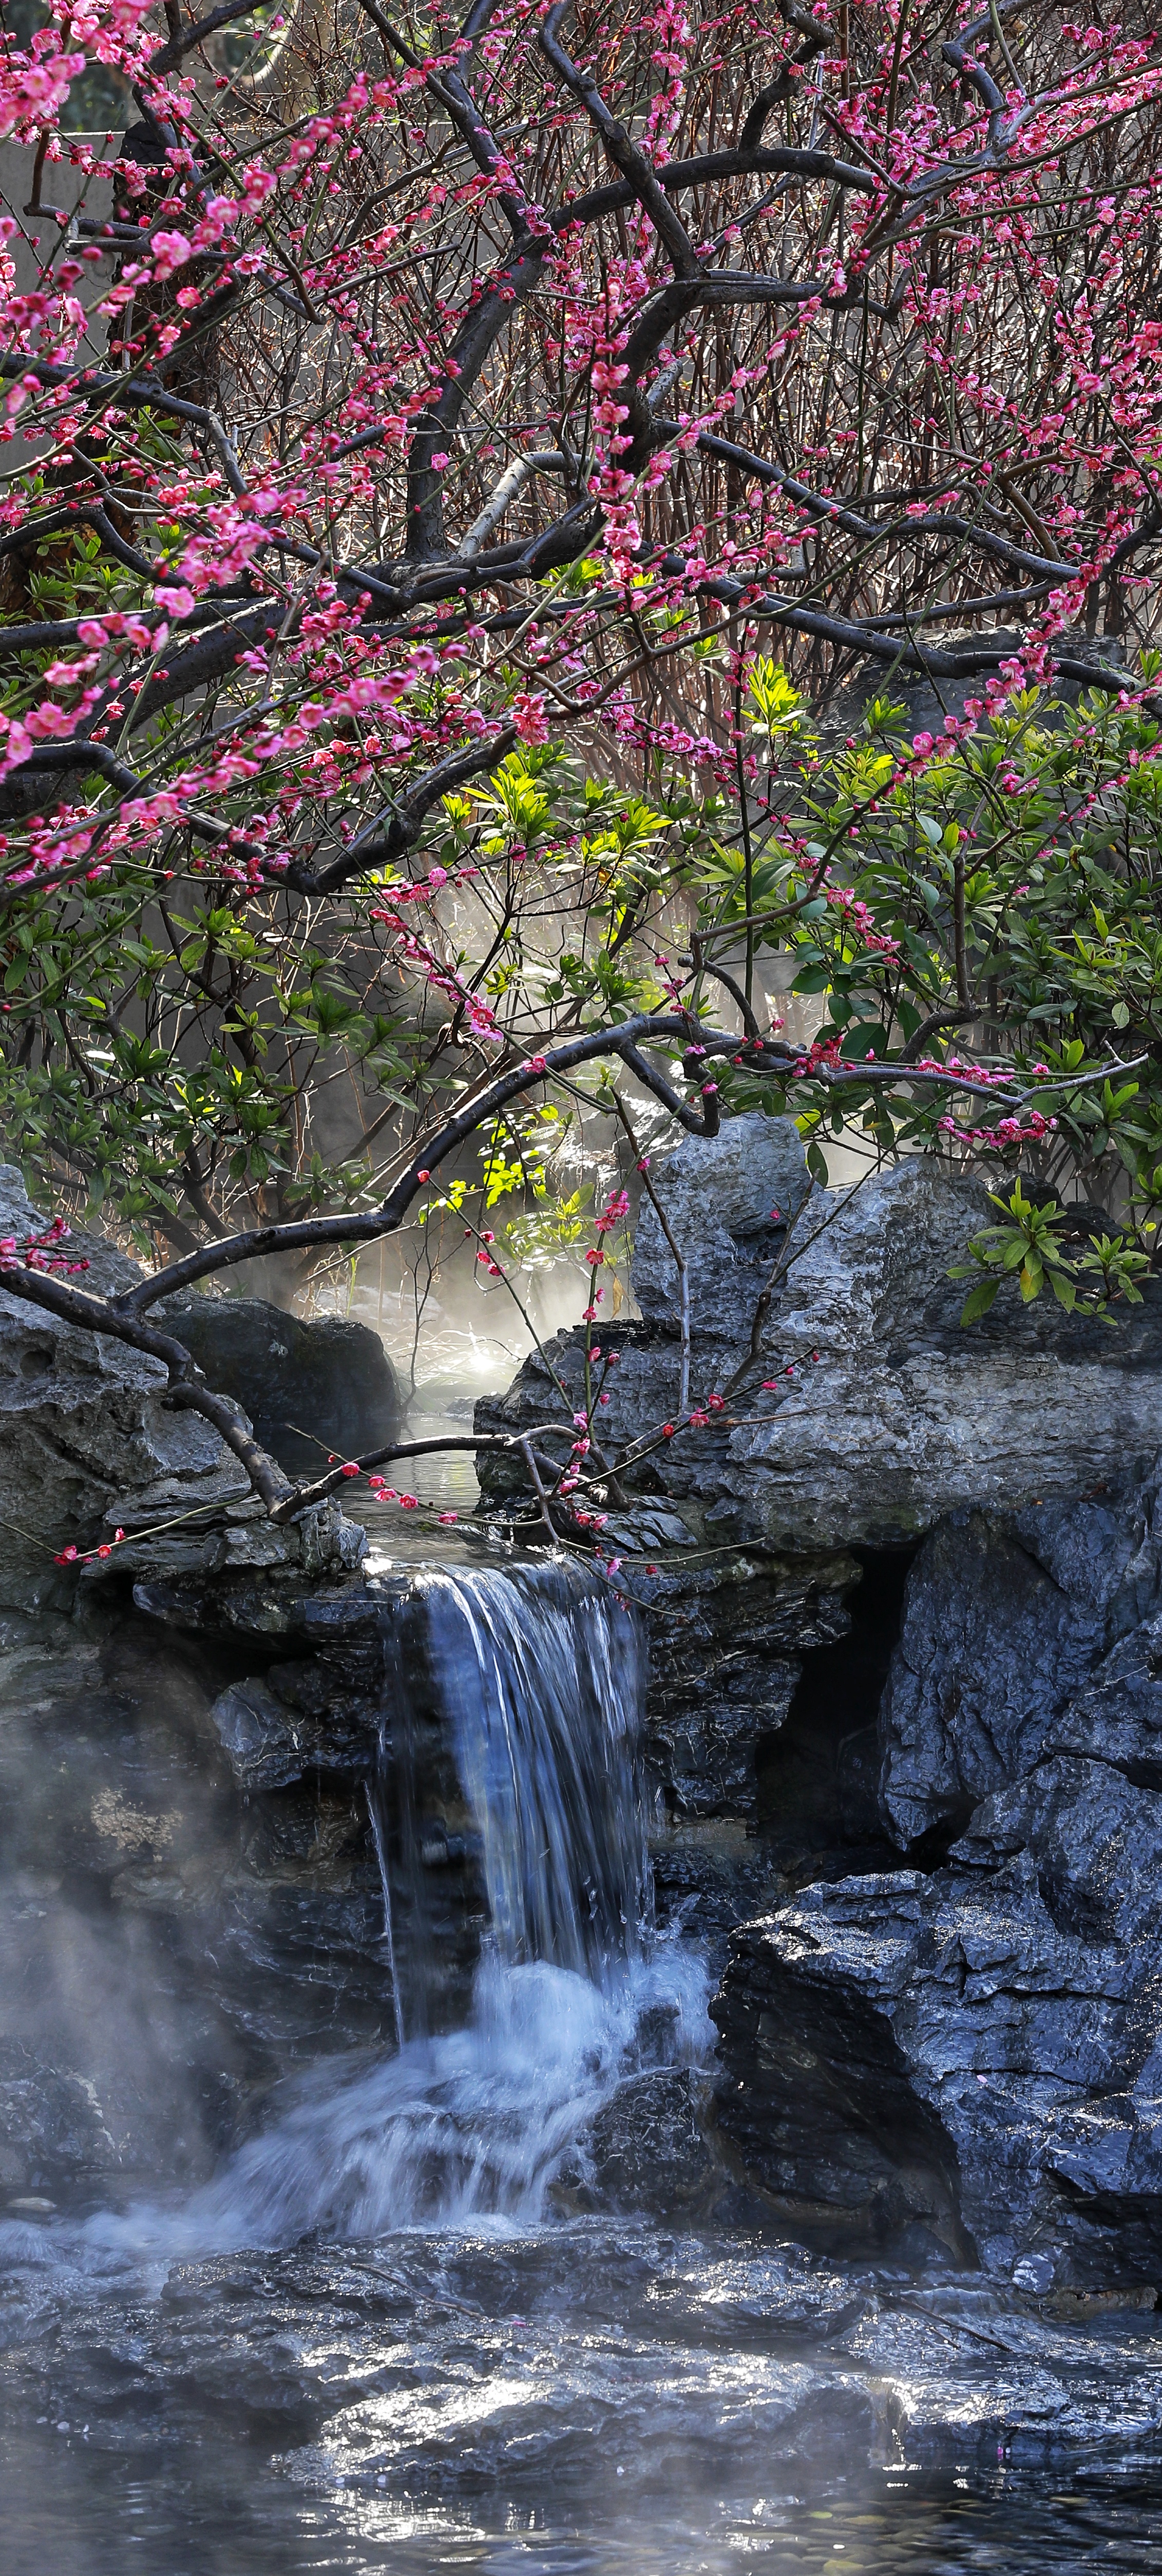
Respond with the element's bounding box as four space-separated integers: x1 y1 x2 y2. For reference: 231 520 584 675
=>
1 1552 1160 2572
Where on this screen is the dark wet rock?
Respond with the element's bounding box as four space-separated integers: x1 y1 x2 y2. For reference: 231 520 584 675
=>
0 1168 240 1611
713 1751 1162 2291
0 1603 399 2201
161 1296 401 1478
557 2067 720 2218
208 1671 378 1792
708 1457 1162 2288
879 1470 1162 1849
712 1880 972 2265
81 1491 369 1604
124 1558 487 2031
3 2228 1162 2523
643 1547 858 1820
652 1820 784 1976
0 2040 118 2198
754 1542 915 1877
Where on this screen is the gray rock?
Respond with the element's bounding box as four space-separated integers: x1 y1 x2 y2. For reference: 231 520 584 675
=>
205 1521 300 1573
162 1295 401 1478
210 1678 318 1792
209 1664 381 1792
821 625 1130 751
880 1476 1162 1849
556 2066 720 2218
77 1491 368 1598
718 1154 1162 1550
296 1496 369 1576
642 1547 856 1819
480 1130 1162 1555
711 1452 1162 2285
633 1113 811 1332
713 1752 1162 2288
0 1601 403 2200
478 1124 1162 1972
0 2039 118 2195
0 1168 240 1609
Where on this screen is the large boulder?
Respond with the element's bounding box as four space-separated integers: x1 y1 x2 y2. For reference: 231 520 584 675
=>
479 1120 1162 1554
713 1754 1162 2290
821 624 1129 752
162 1296 401 1478
632 1115 811 1334
0 1168 240 1610
713 1455 1162 2288
751 1154 1162 1548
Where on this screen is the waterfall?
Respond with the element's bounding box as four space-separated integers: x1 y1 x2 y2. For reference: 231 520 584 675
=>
60 1556 709 2259
423 1560 651 1985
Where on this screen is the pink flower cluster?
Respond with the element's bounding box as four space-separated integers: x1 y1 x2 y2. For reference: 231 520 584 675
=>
939 1111 1058 1148
825 886 900 958
0 1217 90 1276
370 912 501 1043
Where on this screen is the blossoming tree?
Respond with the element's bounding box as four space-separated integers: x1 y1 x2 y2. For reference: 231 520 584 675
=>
1 0 1160 1534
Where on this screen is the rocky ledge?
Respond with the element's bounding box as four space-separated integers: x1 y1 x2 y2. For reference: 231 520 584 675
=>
713 1461 1162 2294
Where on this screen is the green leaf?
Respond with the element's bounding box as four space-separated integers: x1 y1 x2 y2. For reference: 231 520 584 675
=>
960 1279 999 1324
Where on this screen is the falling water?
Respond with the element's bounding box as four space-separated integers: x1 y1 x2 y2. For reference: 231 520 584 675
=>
41 1554 706 2260
5 1563 1162 2570
422 1559 651 1983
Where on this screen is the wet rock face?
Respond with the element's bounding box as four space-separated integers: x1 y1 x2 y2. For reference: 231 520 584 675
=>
644 1549 857 1820
124 1555 490 2038
0 1603 398 2207
714 1461 1162 2289
161 1297 402 1479
555 2067 722 2220
879 1479 1162 1848
714 1757 1162 2289
712 1883 971 2264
